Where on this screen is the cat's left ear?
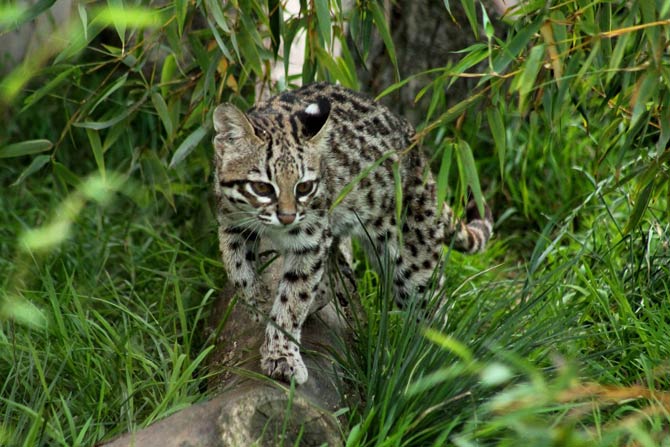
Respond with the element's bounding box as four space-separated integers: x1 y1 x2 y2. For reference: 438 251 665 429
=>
297 97 331 145
213 103 258 143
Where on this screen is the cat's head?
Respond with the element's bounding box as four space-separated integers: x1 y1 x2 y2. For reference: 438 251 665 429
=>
212 98 331 229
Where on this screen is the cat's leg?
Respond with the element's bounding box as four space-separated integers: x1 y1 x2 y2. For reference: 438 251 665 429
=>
392 182 496 306
260 226 332 384
391 219 445 309
390 185 446 309
308 239 356 314
218 225 267 321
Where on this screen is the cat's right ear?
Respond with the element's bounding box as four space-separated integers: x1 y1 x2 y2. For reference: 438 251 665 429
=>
213 103 256 142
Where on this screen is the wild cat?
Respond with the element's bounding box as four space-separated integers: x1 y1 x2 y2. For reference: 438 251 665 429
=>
212 83 492 384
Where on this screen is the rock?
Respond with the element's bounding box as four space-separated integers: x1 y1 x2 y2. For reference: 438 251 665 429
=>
101 240 359 447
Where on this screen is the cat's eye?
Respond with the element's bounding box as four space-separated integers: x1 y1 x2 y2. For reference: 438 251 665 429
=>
249 181 275 197
295 181 315 197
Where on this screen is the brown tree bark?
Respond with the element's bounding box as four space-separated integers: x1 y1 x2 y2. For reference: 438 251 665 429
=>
356 1 506 123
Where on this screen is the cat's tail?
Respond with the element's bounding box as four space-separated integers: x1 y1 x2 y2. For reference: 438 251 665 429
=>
443 199 493 253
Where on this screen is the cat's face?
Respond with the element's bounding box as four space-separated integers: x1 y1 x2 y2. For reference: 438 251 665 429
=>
212 100 330 229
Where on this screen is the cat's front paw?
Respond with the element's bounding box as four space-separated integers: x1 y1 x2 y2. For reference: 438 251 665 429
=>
260 351 308 384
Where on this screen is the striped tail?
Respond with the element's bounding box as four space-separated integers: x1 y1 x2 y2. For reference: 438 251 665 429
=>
444 199 493 253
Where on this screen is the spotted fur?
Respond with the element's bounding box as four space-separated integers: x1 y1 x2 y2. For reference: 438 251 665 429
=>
213 83 493 384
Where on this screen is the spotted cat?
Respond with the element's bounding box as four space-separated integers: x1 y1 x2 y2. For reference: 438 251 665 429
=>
212 83 492 384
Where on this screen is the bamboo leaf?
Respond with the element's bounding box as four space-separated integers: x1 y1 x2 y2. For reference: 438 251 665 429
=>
0 139 53 158
516 44 545 111
239 12 265 47
624 180 654 234
447 44 488 88
142 151 174 207
491 17 542 74
208 19 234 61
428 78 447 122
151 91 174 140
237 28 262 76
268 0 282 57
75 91 148 130
658 91 670 151
102 121 127 152
436 141 453 214
85 129 105 177
96 4 162 28
550 12 568 53
337 38 360 90
456 139 484 216
376 78 413 100
87 73 128 116
607 33 629 83
481 1 494 39
160 54 177 98
175 0 188 36
169 125 208 169
0 4 26 28
206 0 229 32
369 1 399 81
314 0 331 45
486 107 506 181
314 47 347 84
442 0 452 15
22 66 78 112
639 0 656 26
302 52 316 85
106 0 126 44
78 2 88 39
2 0 55 29
631 74 655 129
459 0 478 39
662 1 670 17
11 155 51 186
53 162 81 188
283 17 305 80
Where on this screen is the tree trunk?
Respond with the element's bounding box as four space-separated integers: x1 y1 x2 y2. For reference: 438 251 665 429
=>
356 0 506 123
101 241 358 447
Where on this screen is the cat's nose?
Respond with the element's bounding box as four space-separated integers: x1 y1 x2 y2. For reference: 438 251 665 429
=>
277 212 296 225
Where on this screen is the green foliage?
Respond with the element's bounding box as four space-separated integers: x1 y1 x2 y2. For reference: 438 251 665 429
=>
1 0 669 445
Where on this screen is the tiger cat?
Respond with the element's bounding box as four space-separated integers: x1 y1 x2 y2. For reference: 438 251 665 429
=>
212 83 493 384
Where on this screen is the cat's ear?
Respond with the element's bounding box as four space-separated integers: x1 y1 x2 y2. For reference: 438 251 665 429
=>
213 103 257 142
297 97 331 144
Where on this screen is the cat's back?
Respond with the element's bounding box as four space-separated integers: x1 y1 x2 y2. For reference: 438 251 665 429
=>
254 83 414 151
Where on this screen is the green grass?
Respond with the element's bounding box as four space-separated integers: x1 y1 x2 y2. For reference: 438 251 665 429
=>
2 125 669 447
0 170 221 445
338 161 670 446
2 1 670 445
